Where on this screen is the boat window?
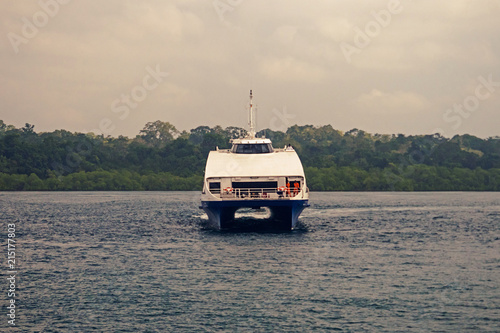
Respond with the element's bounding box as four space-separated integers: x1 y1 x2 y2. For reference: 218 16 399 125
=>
232 143 273 154
209 182 221 193
232 181 278 189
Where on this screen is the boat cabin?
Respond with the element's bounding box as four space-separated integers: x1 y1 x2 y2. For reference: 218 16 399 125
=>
230 138 273 154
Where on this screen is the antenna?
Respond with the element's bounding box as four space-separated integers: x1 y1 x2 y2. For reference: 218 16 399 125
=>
248 89 256 138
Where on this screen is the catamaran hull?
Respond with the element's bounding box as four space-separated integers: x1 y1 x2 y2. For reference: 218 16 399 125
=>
200 199 309 231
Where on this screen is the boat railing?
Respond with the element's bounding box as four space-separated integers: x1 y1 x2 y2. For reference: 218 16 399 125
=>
216 148 294 154
212 187 302 199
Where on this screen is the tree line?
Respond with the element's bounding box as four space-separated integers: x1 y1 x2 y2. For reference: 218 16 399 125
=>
0 120 499 191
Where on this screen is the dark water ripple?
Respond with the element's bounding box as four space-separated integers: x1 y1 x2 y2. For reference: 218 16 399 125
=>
1 191 499 332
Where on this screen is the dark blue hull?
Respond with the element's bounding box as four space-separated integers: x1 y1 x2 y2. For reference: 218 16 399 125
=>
200 199 309 230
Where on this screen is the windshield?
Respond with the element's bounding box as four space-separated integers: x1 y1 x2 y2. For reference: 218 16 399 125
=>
232 143 273 154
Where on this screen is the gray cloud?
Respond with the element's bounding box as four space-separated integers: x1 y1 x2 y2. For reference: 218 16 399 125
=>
1 0 499 138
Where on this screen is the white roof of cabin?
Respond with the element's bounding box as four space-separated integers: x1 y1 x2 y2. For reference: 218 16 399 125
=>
205 150 305 178
231 138 272 144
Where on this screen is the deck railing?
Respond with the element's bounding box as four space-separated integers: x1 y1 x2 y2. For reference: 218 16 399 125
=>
211 187 302 199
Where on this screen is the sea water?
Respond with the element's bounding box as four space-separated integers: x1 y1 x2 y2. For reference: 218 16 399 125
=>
1 191 499 332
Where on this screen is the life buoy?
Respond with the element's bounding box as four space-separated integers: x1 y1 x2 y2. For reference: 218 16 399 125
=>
223 187 233 193
277 186 287 192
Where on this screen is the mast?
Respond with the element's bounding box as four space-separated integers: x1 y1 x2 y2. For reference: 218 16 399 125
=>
248 89 256 138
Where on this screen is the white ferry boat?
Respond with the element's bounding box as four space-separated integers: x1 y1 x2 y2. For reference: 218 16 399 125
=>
200 91 309 230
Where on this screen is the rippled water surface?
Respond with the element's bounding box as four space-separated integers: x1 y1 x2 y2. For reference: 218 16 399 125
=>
1 191 499 332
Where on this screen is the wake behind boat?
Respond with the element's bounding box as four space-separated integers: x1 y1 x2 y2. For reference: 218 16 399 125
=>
200 90 309 230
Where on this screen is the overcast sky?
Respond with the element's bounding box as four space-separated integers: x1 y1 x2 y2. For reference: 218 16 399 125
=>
1 0 499 138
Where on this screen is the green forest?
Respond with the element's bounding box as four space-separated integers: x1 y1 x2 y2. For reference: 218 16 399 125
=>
1 119 499 191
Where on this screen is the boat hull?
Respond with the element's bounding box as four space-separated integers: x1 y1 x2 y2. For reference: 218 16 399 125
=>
200 199 309 231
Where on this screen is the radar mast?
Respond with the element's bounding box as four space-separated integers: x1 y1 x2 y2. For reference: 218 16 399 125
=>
248 89 256 138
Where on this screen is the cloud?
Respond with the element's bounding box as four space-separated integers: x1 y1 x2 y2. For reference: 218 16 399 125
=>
354 89 431 115
316 17 353 42
258 56 326 83
332 0 500 72
0 0 499 137
270 26 298 44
